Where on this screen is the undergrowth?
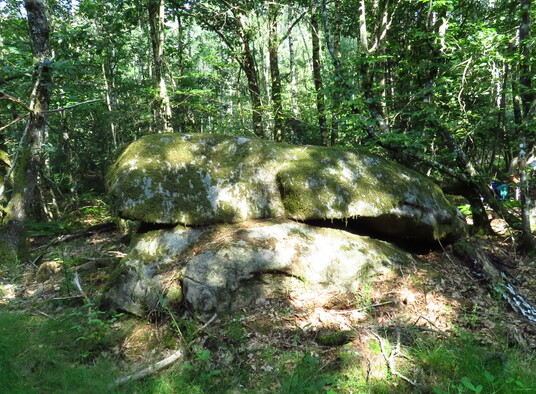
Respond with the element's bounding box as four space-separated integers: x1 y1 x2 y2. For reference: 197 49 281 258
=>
2 298 536 393
0 310 119 393
2 197 536 393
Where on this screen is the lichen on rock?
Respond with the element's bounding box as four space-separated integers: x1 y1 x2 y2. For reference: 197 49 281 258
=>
104 220 414 318
107 133 466 243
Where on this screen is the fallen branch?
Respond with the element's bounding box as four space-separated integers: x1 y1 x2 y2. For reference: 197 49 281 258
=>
454 242 536 325
114 312 218 386
114 349 184 386
34 310 55 319
34 221 118 251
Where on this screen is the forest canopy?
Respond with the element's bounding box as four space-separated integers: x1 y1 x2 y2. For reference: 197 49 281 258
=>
0 0 535 260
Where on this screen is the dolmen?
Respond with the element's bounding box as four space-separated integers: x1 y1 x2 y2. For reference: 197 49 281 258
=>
104 133 467 318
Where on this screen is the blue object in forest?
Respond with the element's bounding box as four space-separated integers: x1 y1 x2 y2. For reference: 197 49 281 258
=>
490 180 509 201
496 183 509 201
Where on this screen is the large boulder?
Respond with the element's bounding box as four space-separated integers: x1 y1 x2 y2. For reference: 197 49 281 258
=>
107 133 466 243
104 220 414 318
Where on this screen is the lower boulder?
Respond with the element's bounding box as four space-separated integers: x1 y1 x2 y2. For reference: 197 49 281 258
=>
104 219 414 318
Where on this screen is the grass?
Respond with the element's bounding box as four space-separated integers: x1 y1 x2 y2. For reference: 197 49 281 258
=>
0 310 119 393
413 332 535 393
2 300 536 393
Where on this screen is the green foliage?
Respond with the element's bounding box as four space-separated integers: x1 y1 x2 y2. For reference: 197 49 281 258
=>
63 193 114 227
278 354 334 393
0 310 120 393
457 204 472 217
26 220 72 237
67 302 124 359
0 253 23 281
413 332 536 393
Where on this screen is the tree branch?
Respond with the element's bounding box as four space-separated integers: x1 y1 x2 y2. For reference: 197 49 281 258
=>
0 73 29 86
279 10 307 45
113 312 218 386
43 98 101 114
0 91 31 111
0 113 30 132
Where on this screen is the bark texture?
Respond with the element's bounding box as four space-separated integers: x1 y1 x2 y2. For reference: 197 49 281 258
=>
1 0 52 264
148 0 173 133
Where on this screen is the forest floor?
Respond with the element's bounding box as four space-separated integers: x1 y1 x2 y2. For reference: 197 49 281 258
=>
2 202 536 393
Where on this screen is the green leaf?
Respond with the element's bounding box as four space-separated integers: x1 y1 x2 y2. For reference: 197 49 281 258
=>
515 379 527 388
461 377 477 391
483 370 495 382
196 349 211 361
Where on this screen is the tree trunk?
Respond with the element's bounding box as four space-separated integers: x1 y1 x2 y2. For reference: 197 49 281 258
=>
0 0 51 264
241 41 264 137
269 3 284 142
516 0 535 250
330 3 341 146
288 28 298 116
311 1 328 146
148 0 172 133
321 0 344 145
101 62 118 147
237 27 264 138
0 131 10 210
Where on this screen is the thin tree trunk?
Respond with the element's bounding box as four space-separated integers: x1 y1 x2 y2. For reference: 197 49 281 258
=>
321 0 341 145
516 0 535 250
241 41 264 137
101 63 118 147
311 0 328 146
330 3 341 145
269 3 284 142
0 131 10 209
288 28 298 116
0 0 51 264
148 0 172 133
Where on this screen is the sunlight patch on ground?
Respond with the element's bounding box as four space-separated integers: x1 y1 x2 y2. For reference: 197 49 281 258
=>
0 284 17 303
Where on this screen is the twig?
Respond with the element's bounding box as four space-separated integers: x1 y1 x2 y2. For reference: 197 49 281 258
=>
415 314 443 332
72 272 91 305
34 221 118 251
331 300 395 314
35 310 55 319
369 328 417 386
49 295 83 301
390 329 417 385
189 313 218 338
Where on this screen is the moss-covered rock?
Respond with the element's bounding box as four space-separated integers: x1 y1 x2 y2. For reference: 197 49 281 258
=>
104 226 205 316
104 219 414 318
107 133 466 243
